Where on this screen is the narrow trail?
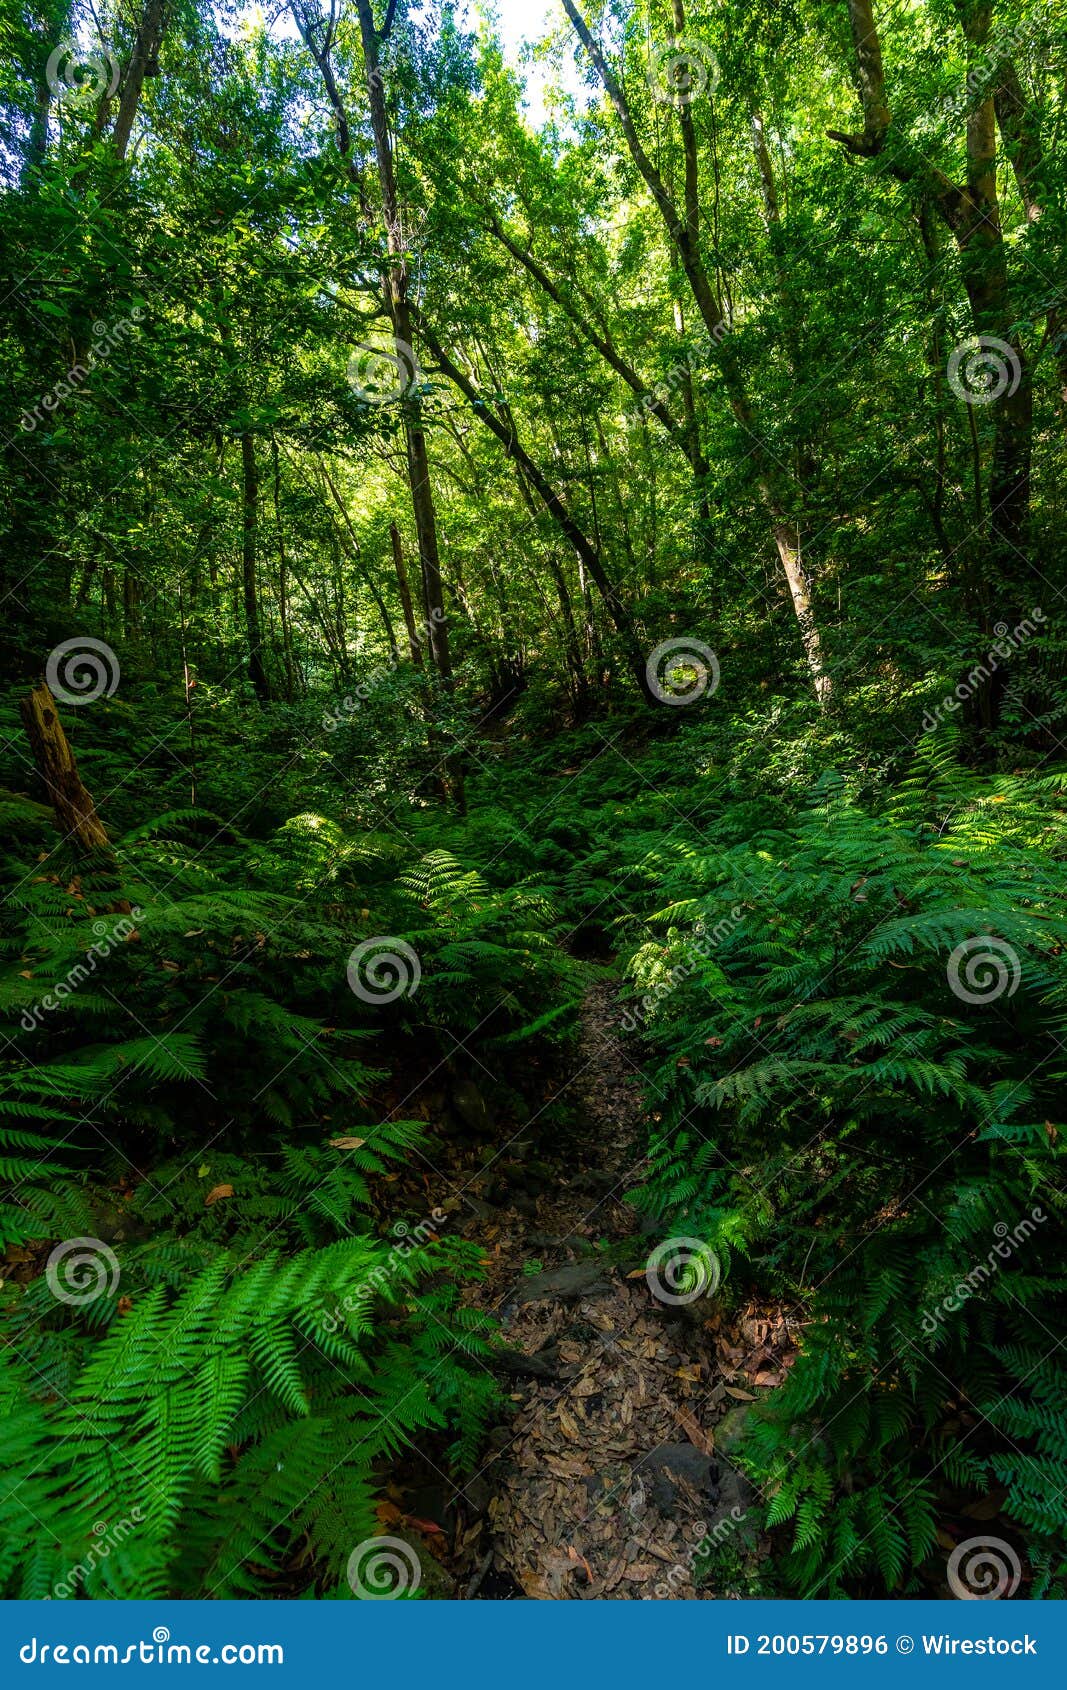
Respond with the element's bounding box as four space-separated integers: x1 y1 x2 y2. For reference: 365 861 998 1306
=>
437 980 796 1600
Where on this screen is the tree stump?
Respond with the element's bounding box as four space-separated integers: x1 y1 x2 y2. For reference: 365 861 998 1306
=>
19 681 131 910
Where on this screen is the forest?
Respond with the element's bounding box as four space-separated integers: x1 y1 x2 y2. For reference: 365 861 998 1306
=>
0 0 1065 1605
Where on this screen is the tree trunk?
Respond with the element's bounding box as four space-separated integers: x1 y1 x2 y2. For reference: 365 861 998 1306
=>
271 437 297 701
994 56 1067 421
418 317 656 703
390 522 425 668
111 0 167 162
830 0 1032 609
563 0 831 704
241 433 271 702
354 0 453 687
319 460 400 661
19 683 131 910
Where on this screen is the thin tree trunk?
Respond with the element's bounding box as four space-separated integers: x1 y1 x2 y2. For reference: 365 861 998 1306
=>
418 317 655 703
354 0 453 687
563 0 831 703
993 56 1066 418
111 0 166 161
318 460 400 661
483 211 703 473
830 0 1032 604
20 683 131 910
271 438 297 701
390 522 425 668
241 433 271 702
177 576 199 804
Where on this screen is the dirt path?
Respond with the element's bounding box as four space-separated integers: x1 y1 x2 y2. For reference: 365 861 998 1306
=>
443 980 795 1600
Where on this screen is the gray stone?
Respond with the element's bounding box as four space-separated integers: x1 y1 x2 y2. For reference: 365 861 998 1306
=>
508 1258 614 1306
633 1442 716 1516
451 1079 492 1135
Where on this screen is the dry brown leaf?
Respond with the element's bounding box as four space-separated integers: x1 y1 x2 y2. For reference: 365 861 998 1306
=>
724 1385 756 1401
204 1183 234 1206
676 1405 714 1455
961 1488 1009 1521
557 1408 581 1441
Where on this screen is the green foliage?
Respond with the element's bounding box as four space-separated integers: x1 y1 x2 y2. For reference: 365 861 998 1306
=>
625 743 1067 1595
0 796 504 1598
2 0 1067 1610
